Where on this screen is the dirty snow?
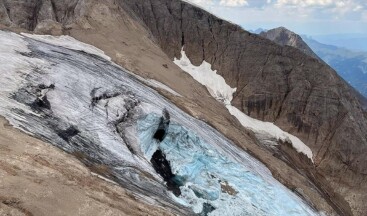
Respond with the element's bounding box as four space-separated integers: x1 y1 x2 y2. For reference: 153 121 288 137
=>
21 33 111 61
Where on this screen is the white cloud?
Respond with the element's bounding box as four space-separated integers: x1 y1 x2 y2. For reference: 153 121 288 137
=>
276 0 335 7
185 0 367 34
220 0 248 7
184 0 214 7
185 0 248 7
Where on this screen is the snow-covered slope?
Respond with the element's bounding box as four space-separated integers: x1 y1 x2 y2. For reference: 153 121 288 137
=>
174 48 314 161
0 31 318 215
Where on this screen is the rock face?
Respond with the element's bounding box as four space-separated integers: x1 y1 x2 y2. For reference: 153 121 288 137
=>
0 0 80 30
1 0 367 215
120 1 367 215
259 27 320 60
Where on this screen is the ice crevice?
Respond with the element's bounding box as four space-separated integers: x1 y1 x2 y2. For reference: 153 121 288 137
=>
0 31 318 215
174 47 314 162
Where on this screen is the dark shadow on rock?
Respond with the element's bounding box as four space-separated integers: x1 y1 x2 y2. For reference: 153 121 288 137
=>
151 149 182 196
153 108 170 142
199 203 215 216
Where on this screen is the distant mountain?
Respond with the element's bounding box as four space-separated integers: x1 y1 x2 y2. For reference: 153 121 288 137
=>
259 27 320 60
311 33 367 52
248 28 267 34
260 27 367 99
302 36 367 98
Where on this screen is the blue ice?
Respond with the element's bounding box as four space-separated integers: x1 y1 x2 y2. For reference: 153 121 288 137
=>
138 113 318 216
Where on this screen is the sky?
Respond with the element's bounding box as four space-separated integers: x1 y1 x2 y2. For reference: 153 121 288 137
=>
185 0 367 36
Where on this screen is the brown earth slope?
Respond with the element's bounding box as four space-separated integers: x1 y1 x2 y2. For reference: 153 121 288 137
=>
0 0 366 215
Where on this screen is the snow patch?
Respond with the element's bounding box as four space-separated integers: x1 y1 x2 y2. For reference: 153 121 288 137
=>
226 105 314 161
174 48 236 104
21 33 111 61
174 47 314 162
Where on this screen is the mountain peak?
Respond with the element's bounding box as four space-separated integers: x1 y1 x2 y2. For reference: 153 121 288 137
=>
260 27 320 60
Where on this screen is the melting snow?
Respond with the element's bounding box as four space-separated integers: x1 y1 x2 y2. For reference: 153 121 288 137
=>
174 48 236 104
227 105 314 160
174 48 314 162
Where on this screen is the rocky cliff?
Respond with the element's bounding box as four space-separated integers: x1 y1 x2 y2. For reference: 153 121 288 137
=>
0 0 366 215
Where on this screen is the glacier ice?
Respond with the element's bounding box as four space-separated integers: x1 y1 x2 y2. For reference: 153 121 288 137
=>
0 31 319 215
138 113 317 215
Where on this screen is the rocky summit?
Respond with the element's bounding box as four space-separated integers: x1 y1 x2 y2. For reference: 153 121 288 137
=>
0 0 366 216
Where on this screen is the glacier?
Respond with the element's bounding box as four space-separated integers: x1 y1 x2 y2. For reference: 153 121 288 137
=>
0 31 318 215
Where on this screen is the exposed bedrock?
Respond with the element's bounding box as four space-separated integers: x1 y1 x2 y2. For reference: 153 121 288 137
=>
151 149 182 196
150 109 182 196
153 108 170 142
0 0 82 30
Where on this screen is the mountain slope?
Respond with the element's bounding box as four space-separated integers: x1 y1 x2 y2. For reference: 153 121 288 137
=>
0 0 366 215
302 36 367 98
260 27 367 99
259 27 320 60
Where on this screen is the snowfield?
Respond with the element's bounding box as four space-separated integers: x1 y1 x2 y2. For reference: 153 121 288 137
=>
0 31 318 215
174 48 314 162
174 49 236 105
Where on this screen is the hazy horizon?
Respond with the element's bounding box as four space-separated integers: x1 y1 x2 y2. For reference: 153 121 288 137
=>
186 0 367 36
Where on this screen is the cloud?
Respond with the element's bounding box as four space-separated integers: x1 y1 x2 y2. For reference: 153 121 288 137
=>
184 0 214 7
276 0 335 7
184 0 367 34
185 0 248 7
275 0 365 10
219 0 248 7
